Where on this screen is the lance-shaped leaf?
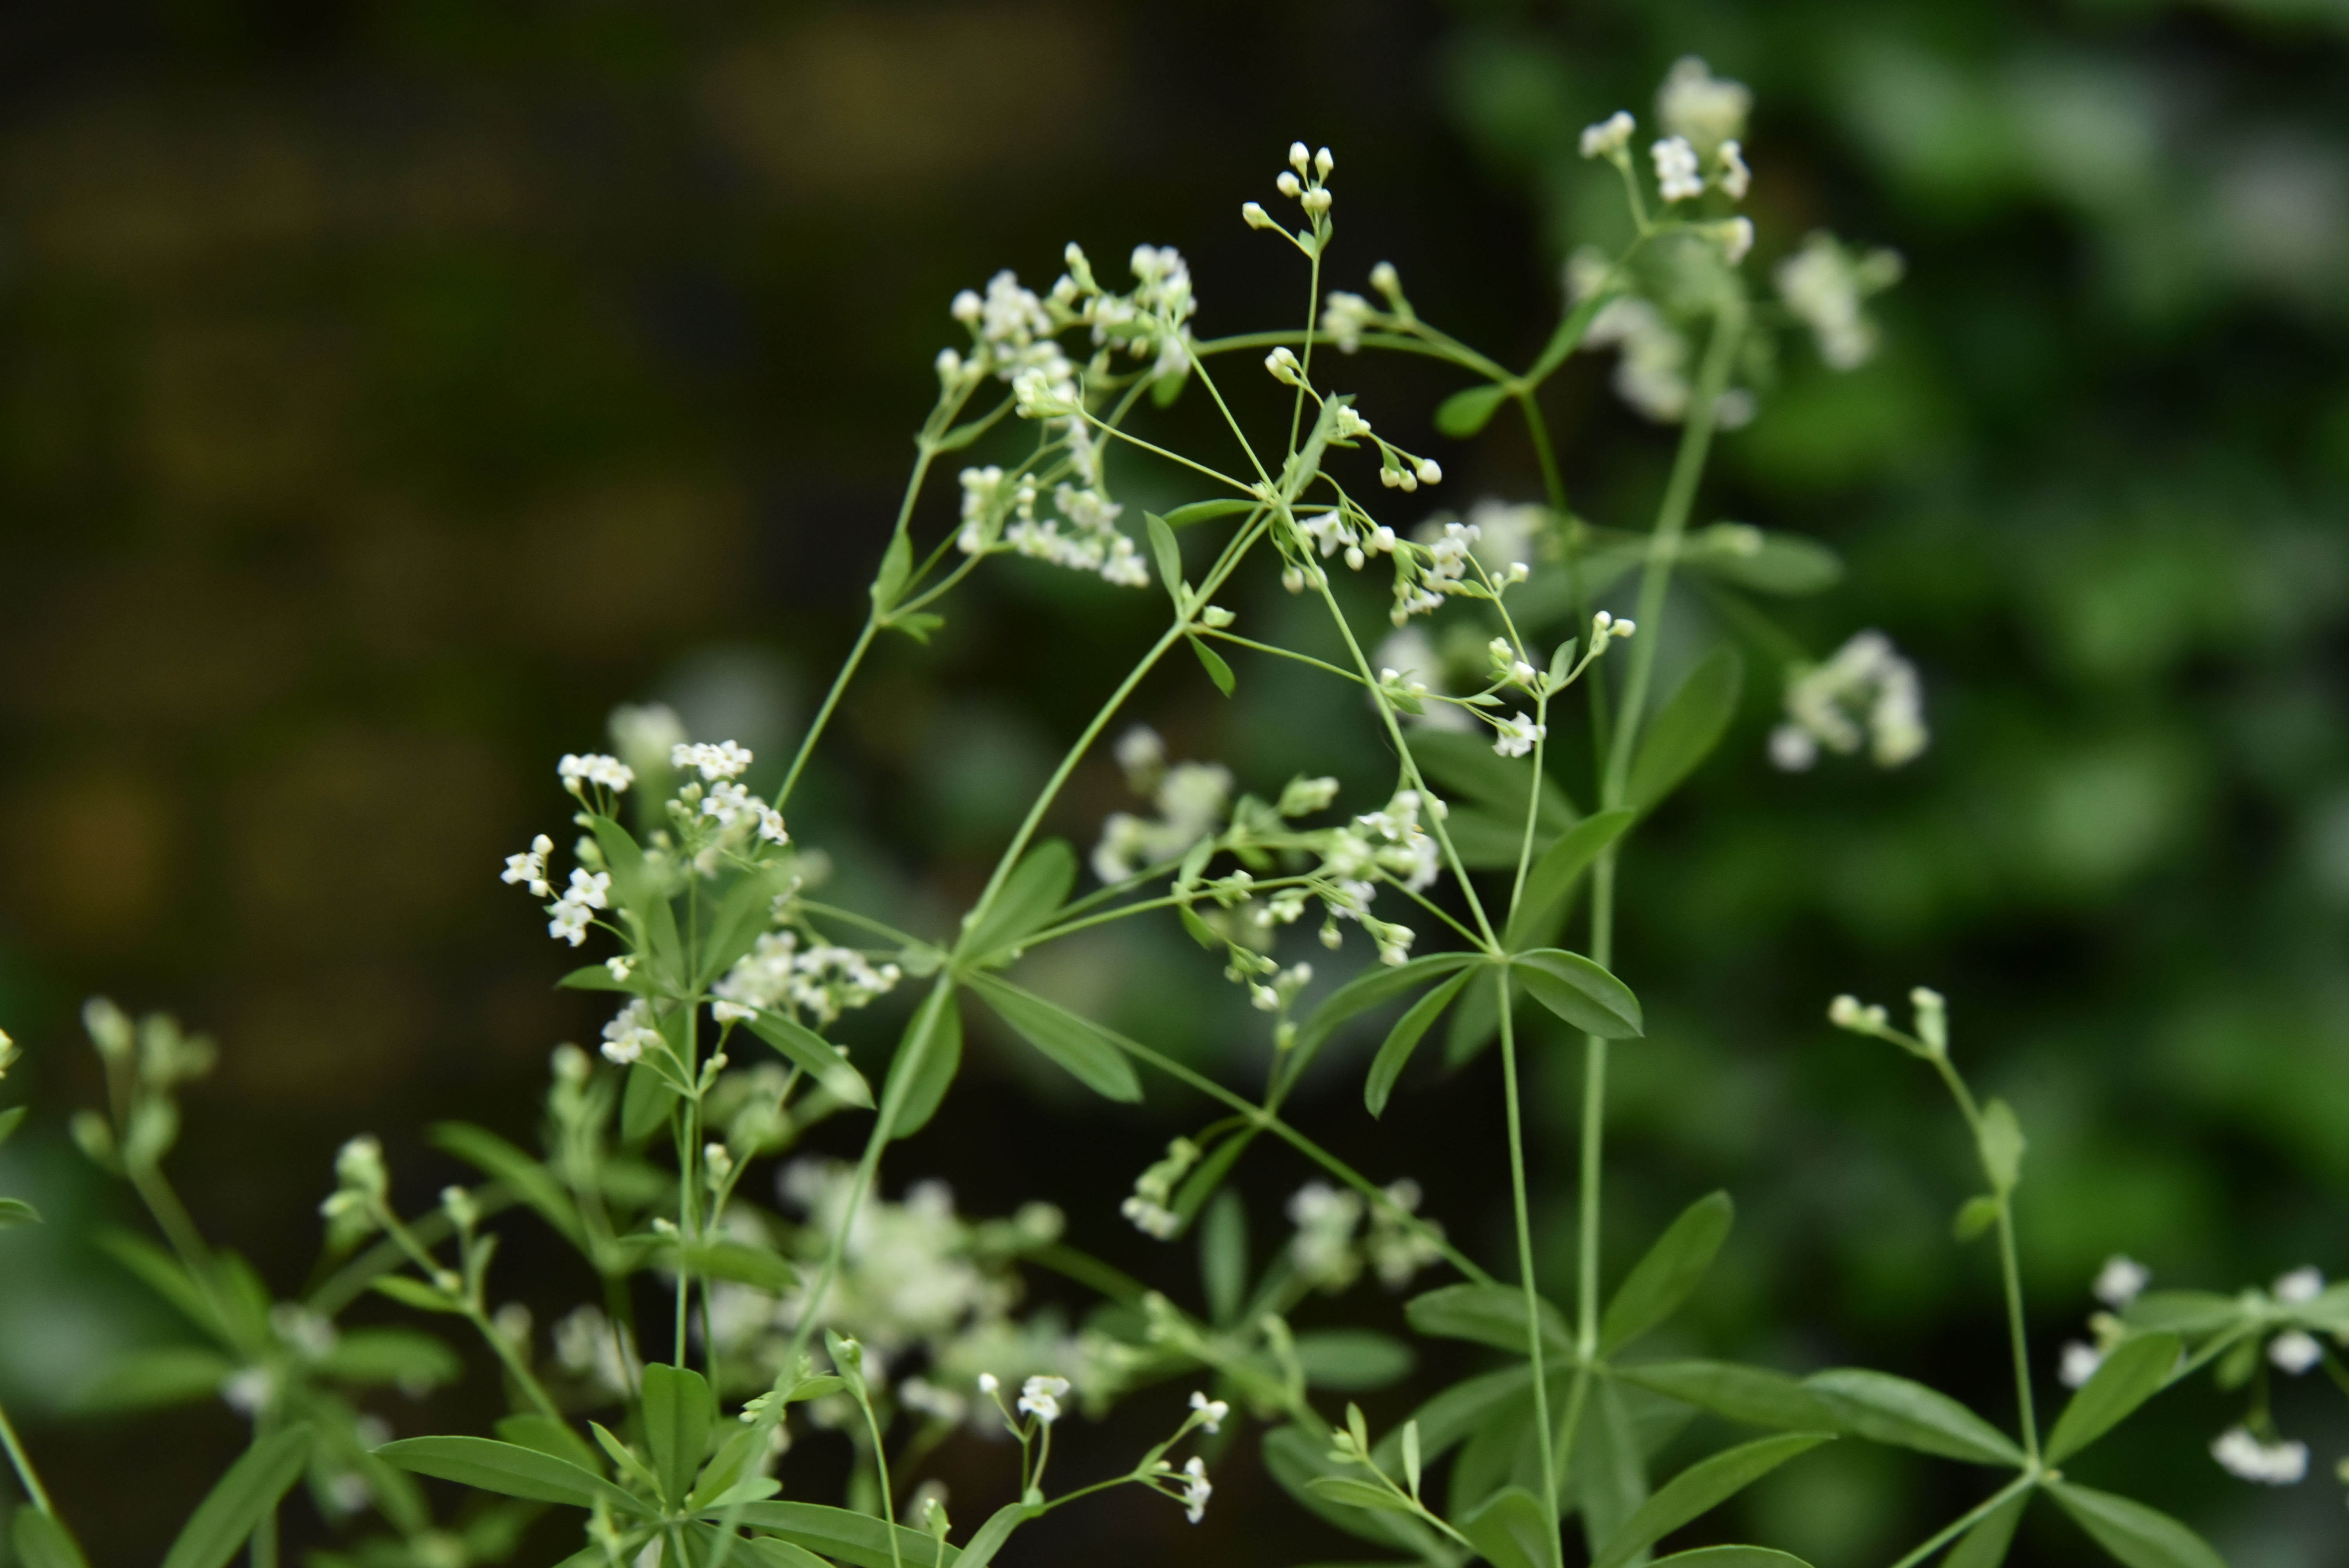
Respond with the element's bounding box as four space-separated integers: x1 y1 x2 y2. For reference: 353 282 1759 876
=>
686 1524 826 1568
1146 511 1185 608
741 1012 873 1108
1600 1192 1735 1355
642 1362 717 1506
1408 731 1577 834
75 1345 239 1413
1613 1361 1844 1431
1262 1425 1441 1555
961 840 1075 959
160 1425 316 1568
1592 1433 1834 1568
1944 1489 2030 1568
945 1501 1041 1568
883 985 961 1142
1406 1282 1574 1357
870 531 912 609
2121 1291 2248 1336
431 1122 585 1247
1162 497 1256 528
1374 1365 1533 1472
0 1197 36 1228
2046 1332 2181 1464
1650 1552 1814 1567
1456 1486 1551 1568
1625 649 1743 816
12 1511 88 1568
315 1328 462 1390
495 1414 604 1475
697 864 796 988
1294 1329 1416 1392
1291 953 1481 1060
1198 1188 1248 1323
1802 1370 2023 1466
1503 810 1634 952
725 1502 963 1568
1304 1476 1416 1514
1513 948 1643 1038
586 815 683 981
379 1435 648 1513
1527 287 1624 381
1577 1377 1650 1557
0 1105 25 1150
1192 636 1238 696
966 974 1142 1102
2048 1481 2226 1568
1681 527 1843 596
1365 968 1476 1117
1435 383 1510 438
672 1237 798 1294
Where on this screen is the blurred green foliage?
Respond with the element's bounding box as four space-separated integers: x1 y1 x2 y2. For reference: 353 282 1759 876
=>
0 1 2342 1564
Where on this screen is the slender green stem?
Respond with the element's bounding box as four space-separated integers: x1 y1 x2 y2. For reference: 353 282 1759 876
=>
1881 1473 2037 1568
1199 629 1369 687
1499 986 1562 1559
1510 690 1554 922
0 1396 55 1516
1923 1051 2040 1461
855 1390 907 1568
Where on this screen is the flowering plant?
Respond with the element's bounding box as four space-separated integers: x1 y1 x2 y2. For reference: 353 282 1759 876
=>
3 55 2339 1568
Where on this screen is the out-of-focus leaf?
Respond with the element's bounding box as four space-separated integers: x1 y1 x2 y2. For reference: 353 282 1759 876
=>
1577 1377 1649 1560
2121 1292 2246 1336
1977 1099 2026 1194
0 1197 40 1227
1599 1192 1734 1355
1163 498 1256 527
1292 953 1480 1060
1436 383 1511 438
1614 1361 1842 1432
1294 1329 1417 1392
1624 649 1742 815
1199 1189 1247 1325
1263 1425 1440 1555
2046 1333 2182 1464
1457 1485 1551 1568
317 1327 462 1389
1802 1370 2023 1466
160 1425 315 1568
1944 1489 2030 1568
961 841 1075 959
742 1012 874 1108
1406 1283 1573 1357
967 974 1142 1101
430 1123 584 1248
1365 968 1476 1117
1591 1433 1834 1568
1682 526 1843 595
883 986 961 1142
1504 810 1634 951
73 1345 236 1413
2048 1481 2226 1568
12 1509 91 1568
1304 1476 1416 1513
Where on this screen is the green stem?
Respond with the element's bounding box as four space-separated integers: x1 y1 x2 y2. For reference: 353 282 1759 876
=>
1923 1051 2039 1463
1881 1473 2037 1568
1499 985 1562 1559
0 1395 55 1516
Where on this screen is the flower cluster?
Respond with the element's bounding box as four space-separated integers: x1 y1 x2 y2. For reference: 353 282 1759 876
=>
712 930 903 1029
1093 728 1235 884
1120 1137 1200 1240
1768 630 1929 771
1776 232 1905 371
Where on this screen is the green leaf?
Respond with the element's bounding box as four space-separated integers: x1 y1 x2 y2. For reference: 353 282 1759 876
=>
725 1502 962 1568
642 1361 717 1506
589 1420 663 1497
621 1059 680 1144
676 1238 798 1294
2045 1332 2181 1465
742 1012 874 1108
494 1415 604 1476
2048 1481 2226 1568
1943 1489 2030 1568
1624 649 1743 816
371 1274 463 1314
12 1509 91 1568
97 1231 225 1342
430 1123 585 1248
1172 1125 1258 1226
1650 1552 1814 1568
1613 1361 1843 1431
1953 1195 2002 1242
380 1435 646 1513
556 964 633 992
966 974 1142 1102
74 1345 237 1412
0 1104 27 1151
1263 1425 1440 1555
2121 1291 2247 1336
1374 1365 1532 1472
1365 968 1476 1118
1683 527 1843 596
1192 636 1237 696
1304 1476 1417 1514
1513 948 1643 1038
1435 383 1510 438
1578 1377 1650 1559
1977 1099 2026 1195
1503 810 1634 951
1404 1282 1573 1358
1145 511 1185 607
884 985 962 1141
890 611 946 644
1292 953 1481 1060
1528 287 1623 382
1162 498 1256 527
686 1524 829 1568
587 815 683 983
1457 1485 1550 1568
0 1196 40 1227
1444 967 1510 1066
941 1501 1039 1568
1409 731 1576 831
316 1327 462 1389
1600 1191 1734 1355
697 864 795 988
1199 1188 1247 1325
160 1425 315 1568
1592 1433 1834 1568
1801 1370 2023 1466
871 531 913 610
1294 1329 1417 1392
961 840 1076 959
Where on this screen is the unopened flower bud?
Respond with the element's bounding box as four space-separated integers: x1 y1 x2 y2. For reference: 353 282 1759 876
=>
1288 141 1310 173
1276 171 1302 199
1314 146 1334 177
1242 201 1273 230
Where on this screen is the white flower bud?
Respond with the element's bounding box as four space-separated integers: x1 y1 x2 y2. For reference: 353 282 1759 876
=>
1314 146 1334 177
1242 201 1273 230
1413 457 1441 484
1276 171 1302 199
1288 141 1310 173
1368 260 1401 300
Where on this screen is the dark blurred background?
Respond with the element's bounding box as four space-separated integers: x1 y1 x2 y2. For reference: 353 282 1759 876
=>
0 1 2344 1564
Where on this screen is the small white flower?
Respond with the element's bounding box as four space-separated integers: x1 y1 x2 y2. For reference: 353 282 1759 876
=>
1241 200 1273 230
601 999 661 1066
606 955 634 982
977 1372 1000 1395
673 740 754 781
501 834 554 896
1717 217 1755 267
950 289 983 324
2269 1329 2323 1376
221 1365 278 1416
1580 110 1634 160
558 753 635 796
2274 1266 2324 1304
1716 139 1752 200
1018 1374 1069 1425
1491 713 1545 758
1652 136 1704 203
711 1001 756 1025
2211 1425 2308 1485
2058 1341 2104 1389
547 900 593 947
1189 1391 1229 1434
1180 1456 1212 1523
2094 1255 2152 1310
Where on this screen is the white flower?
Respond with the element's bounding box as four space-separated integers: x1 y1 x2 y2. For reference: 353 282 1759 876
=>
1717 139 1752 200
1180 1456 1211 1523
558 753 635 795
711 1001 756 1025
1777 631 1928 770
673 740 754 781
901 1377 968 1424
1652 137 1704 203
1768 724 1819 772
501 834 554 896
601 999 661 1066
1717 217 1755 267
1018 1374 1069 1425
2274 1266 2324 1303
2211 1425 2308 1484
2093 1254 2151 1309
2269 1329 2323 1376
1579 110 1634 159
2058 1341 2104 1389
1491 713 1545 759
1189 1391 1229 1434
548 900 593 946
1777 232 1904 371
606 955 634 982
1322 290 1375 353
1288 1181 1363 1290
1656 56 1752 153
977 1372 1000 1395
221 1365 278 1416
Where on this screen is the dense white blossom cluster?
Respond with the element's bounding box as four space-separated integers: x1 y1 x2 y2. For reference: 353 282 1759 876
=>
1776 232 1905 371
1769 630 1928 771
712 930 902 1028
2212 1427 2309 1485
1093 730 1235 884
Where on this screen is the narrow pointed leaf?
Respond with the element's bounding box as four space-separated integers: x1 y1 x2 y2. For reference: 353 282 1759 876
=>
1625 649 1743 815
12 1510 90 1568
1592 1433 1834 1568
687 1524 827 1568
74 1345 237 1412
1162 497 1256 528
1600 1192 1734 1355
1192 636 1237 696
871 531 912 609
160 1425 315 1568
1365 968 1476 1117
0 1105 27 1150
741 1012 874 1108
641 1362 716 1506
1294 1329 1416 1392
883 985 961 1142
1614 1361 1842 1431
430 1122 585 1247
1944 1489 2030 1568
1435 383 1510 438
2120 1291 2247 1336
1802 1370 2023 1466
947 1501 1041 1568
1578 1377 1650 1558
1406 1282 1573 1357
1504 810 1635 951
1292 952 1481 1059
1305 1476 1417 1513
725 1502 962 1568
1457 1485 1550 1568
495 1414 605 1475
967 974 1141 1101
1199 1188 1248 1324
1684 528 1842 596
1651 1552 1813 1568
962 840 1075 959
2046 1332 2182 1465
1513 948 1643 1038
2048 1481 2226 1568
1373 1365 1531 1472
1145 511 1185 607
1528 287 1624 381
379 1435 646 1513
1262 1424 1440 1554
1409 730 1576 829
0 1197 39 1227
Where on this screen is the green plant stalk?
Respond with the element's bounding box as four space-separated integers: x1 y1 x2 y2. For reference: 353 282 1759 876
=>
1921 1050 2040 1462
0 1395 55 1516
372 1204 566 1423
1498 984 1563 1562
1882 1472 2038 1568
